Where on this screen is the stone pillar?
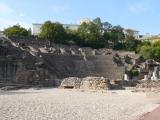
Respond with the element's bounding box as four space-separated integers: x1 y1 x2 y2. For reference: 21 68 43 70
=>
143 75 148 80
151 71 158 80
124 74 129 81
151 67 160 80
92 50 96 55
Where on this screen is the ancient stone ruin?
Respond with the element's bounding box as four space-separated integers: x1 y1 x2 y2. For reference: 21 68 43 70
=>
138 59 160 81
60 77 111 90
0 36 142 88
60 77 82 89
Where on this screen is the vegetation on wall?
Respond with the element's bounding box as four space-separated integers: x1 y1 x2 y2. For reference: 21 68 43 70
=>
138 41 160 62
38 17 138 49
127 68 139 79
39 21 67 44
3 17 139 50
3 18 160 69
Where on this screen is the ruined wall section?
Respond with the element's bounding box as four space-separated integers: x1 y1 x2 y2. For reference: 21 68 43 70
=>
0 38 53 86
41 54 125 80
0 37 128 86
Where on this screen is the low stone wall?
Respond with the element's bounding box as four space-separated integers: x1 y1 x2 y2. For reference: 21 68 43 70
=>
60 77 140 90
60 77 112 90
136 80 160 89
60 77 82 89
80 77 111 90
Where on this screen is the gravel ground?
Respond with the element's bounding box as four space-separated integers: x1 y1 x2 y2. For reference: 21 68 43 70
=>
0 88 158 120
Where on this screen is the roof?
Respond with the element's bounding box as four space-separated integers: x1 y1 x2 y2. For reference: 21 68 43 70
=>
125 29 139 32
33 23 79 26
32 23 43 25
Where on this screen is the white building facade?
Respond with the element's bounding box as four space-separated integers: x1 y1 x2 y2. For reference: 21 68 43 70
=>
124 29 140 40
32 23 79 36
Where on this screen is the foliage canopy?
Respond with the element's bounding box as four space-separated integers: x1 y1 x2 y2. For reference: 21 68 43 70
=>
4 25 30 37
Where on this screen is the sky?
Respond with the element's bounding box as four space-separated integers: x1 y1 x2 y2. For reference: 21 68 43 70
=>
0 0 160 35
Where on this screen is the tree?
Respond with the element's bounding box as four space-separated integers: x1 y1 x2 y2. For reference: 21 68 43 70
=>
39 21 66 43
128 68 139 79
124 28 142 51
28 28 32 36
39 21 53 40
77 18 126 49
65 28 80 45
93 17 103 32
139 45 153 59
52 22 67 44
110 25 125 49
103 31 111 47
138 41 160 62
77 21 104 48
103 22 112 31
152 47 160 61
4 25 30 37
125 32 139 51
76 22 89 46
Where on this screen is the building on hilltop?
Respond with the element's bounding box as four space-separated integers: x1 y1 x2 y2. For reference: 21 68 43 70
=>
32 23 79 36
62 24 79 31
79 18 91 25
0 31 4 36
32 23 42 36
124 29 140 40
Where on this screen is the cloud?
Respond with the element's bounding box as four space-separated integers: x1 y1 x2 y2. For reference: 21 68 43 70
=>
19 13 25 18
0 3 13 15
0 18 31 30
20 22 31 29
128 3 150 14
52 5 71 13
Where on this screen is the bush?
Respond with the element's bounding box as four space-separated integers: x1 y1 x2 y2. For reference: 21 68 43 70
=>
128 68 139 78
139 45 153 59
4 25 30 37
138 40 160 62
39 21 67 43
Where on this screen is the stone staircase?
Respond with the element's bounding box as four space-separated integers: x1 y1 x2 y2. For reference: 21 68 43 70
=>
0 36 125 86
41 54 125 80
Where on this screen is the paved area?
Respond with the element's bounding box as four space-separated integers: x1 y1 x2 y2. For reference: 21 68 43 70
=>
137 106 160 120
0 89 158 120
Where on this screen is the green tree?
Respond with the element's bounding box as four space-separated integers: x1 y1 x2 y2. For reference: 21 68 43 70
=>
53 22 67 44
39 21 66 43
138 41 160 62
110 25 125 49
103 31 111 47
39 21 54 40
103 22 112 31
139 45 153 59
65 28 80 45
76 22 88 46
152 47 160 61
77 21 104 48
28 28 32 36
125 34 141 51
93 17 103 32
77 18 126 49
4 25 30 37
151 41 160 61
136 41 151 53
128 68 139 79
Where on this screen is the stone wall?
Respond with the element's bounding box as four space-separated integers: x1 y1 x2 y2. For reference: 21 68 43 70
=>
0 36 128 86
0 59 18 83
41 54 125 80
60 77 111 90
